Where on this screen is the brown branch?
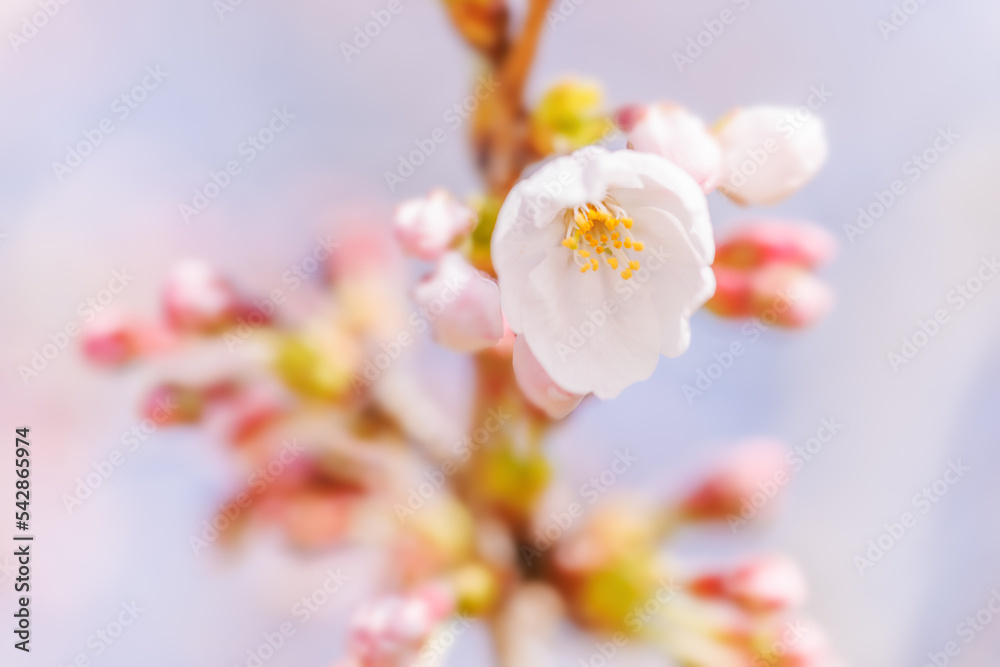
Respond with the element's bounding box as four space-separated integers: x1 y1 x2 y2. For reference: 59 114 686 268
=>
499 0 553 105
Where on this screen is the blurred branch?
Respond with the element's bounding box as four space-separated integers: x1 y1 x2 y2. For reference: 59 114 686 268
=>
499 0 552 107
492 583 564 667
442 0 511 60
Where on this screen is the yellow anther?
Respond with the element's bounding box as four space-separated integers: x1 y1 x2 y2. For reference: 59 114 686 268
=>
565 204 645 278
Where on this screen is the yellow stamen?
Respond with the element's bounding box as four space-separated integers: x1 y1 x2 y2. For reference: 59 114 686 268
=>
564 202 648 282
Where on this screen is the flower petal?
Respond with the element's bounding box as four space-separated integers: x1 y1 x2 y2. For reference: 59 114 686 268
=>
518 248 662 399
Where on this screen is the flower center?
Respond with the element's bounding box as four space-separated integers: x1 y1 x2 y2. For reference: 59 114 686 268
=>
561 200 645 280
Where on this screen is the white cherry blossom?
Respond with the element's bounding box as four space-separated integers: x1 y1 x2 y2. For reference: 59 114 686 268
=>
492 148 715 399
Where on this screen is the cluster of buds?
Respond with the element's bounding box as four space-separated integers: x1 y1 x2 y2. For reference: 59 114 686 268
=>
707 220 837 328
543 441 840 666
81 259 260 367
394 191 507 354
617 101 828 206
88 229 449 552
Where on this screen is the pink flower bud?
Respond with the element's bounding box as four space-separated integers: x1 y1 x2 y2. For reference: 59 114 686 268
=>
749 264 833 329
680 439 789 522
349 585 455 665
207 386 288 444
705 265 754 319
715 106 828 206
727 555 808 612
394 189 475 260
691 554 807 613
707 263 833 329
715 220 837 270
82 314 141 365
82 314 172 365
512 335 585 419
413 252 504 352
163 260 239 333
751 618 839 667
618 103 723 193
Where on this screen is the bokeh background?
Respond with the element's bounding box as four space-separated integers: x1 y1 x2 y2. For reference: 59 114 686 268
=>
3 0 1000 665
